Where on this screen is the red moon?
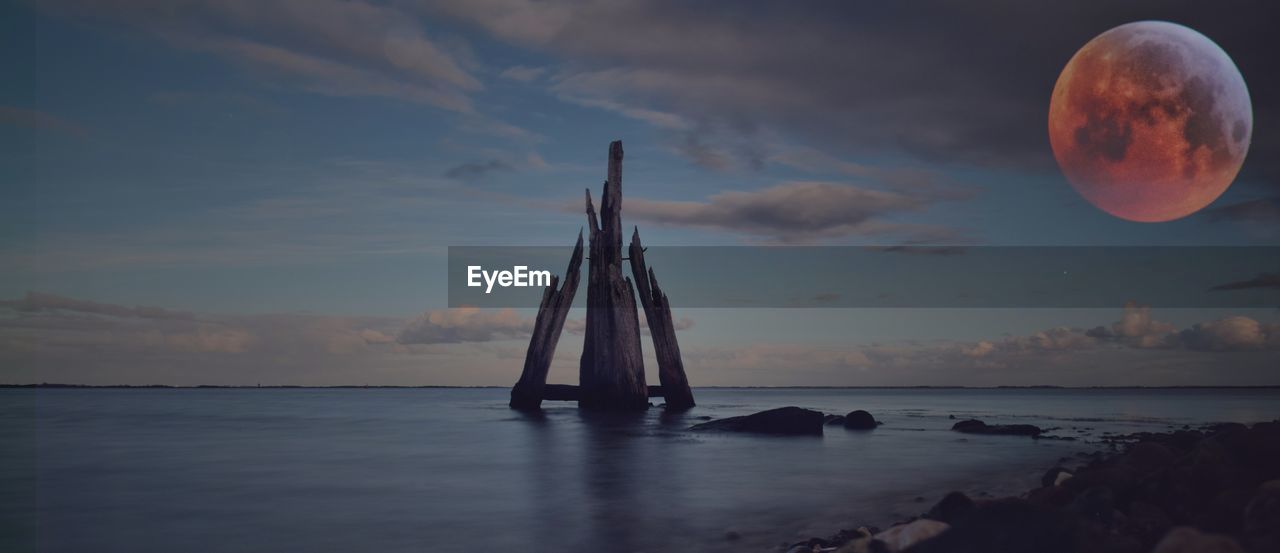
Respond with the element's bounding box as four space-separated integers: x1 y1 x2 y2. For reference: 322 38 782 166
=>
1048 21 1252 222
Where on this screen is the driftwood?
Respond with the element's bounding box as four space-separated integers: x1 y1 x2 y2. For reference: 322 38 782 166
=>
509 231 584 410
629 228 695 410
579 141 649 410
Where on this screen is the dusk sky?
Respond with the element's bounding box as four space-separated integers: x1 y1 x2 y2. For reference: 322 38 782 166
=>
3 0 1278 386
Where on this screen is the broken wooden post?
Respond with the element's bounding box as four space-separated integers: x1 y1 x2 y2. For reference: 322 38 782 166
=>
629 228 696 410
509 231 584 410
579 141 649 410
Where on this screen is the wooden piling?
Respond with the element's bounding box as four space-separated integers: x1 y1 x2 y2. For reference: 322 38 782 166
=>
509 231 584 410
629 228 695 410
579 141 649 410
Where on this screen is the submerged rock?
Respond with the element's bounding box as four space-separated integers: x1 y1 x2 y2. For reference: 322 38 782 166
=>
690 406 824 435
950 418 1042 437
825 414 846 426
843 410 878 430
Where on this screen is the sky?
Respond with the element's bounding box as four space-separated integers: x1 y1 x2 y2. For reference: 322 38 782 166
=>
2 0 1278 386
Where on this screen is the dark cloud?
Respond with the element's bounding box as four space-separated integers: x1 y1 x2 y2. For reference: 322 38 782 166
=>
35 0 481 111
1202 196 1280 224
425 0 1280 183
625 181 966 243
443 159 514 181
1211 272 1280 291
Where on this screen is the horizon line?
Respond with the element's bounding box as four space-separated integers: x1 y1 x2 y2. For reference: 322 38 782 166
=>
4 383 1280 390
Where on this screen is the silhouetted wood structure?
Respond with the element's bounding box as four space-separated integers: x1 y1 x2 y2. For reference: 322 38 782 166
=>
629 228 695 410
509 232 583 410
580 141 649 410
509 140 695 411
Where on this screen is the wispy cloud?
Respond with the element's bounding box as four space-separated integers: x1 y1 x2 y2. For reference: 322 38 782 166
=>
498 65 547 82
38 0 481 112
623 181 965 244
443 159 514 182
1210 272 1280 291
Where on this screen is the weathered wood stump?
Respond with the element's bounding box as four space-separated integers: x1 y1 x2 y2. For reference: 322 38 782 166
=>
509 231 584 410
629 228 695 410
579 141 649 410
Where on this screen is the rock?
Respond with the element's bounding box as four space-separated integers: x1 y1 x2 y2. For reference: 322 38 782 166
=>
1041 467 1073 488
825 414 846 426
871 519 948 551
833 528 879 553
1200 487 1253 534
905 499 1081 553
923 491 975 524
1123 441 1176 470
690 406 824 435
950 419 1042 437
1066 485 1115 524
843 410 877 430
1123 501 1173 549
1152 527 1244 553
1244 480 1280 531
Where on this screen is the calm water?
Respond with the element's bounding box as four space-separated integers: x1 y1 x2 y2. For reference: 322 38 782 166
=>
2 388 1278 552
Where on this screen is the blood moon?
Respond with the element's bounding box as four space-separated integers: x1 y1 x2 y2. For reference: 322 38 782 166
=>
1048 21 1252 222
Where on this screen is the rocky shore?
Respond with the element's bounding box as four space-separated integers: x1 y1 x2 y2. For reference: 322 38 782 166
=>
777 419 1280 553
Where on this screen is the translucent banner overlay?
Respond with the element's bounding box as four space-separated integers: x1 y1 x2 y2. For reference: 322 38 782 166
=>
448 246 1280 308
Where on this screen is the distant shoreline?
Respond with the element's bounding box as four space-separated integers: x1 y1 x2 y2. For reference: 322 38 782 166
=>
4 383 1279 390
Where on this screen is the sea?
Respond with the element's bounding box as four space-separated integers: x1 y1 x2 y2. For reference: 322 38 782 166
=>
2 387 1278 553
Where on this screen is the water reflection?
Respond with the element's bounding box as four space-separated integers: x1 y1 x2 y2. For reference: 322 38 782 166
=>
580 410 647 551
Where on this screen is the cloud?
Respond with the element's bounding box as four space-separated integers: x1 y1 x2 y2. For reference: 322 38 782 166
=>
396 308 532 344
36 0 481 112
499 65 547 82
1201 196 1280 240
0 106 88 137
1008 303 1280 353
1178 317 1280 351
424 0 1280 183
443 159 514 181
1211 272 1280 291
2 292 1276 386
624 181 959 243
678 305 1279 386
